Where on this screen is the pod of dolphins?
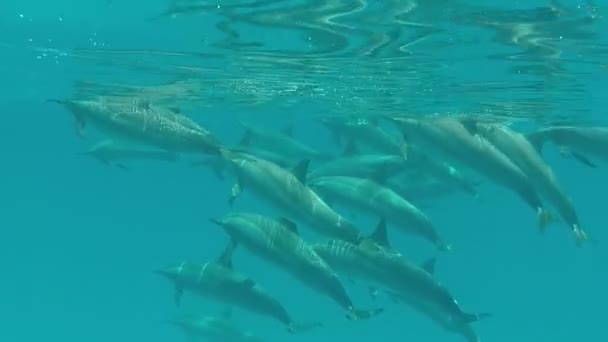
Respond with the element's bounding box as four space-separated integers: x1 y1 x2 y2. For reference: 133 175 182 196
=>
51 93 605 342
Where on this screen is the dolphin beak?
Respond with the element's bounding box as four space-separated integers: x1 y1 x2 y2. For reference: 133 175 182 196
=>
154 268 172 278
209 218 222 226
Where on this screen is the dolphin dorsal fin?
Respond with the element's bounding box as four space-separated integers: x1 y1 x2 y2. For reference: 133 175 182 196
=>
222 307 233 319
282 125 294 137
291 159 310 185
239 129 253 146
369 218 391 248
459 117 479 135
370 164 389 185
343 140 358 156
139 100 151 110
421 257 437 275
241 278 256 289
279 217 299 235
217 240 238 269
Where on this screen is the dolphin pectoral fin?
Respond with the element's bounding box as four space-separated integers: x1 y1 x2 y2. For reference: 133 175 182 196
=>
229 182 242 208
570 150 597 168
73 114 87 139
368 286 379 300
345 307 384 321
115 163 130 171
287 321 323 334
174 286 184 306
399 140 409 161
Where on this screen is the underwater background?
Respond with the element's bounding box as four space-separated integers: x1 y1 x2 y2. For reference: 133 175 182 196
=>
1 1 607 342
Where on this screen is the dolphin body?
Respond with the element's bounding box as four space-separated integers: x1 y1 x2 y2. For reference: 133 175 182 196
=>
312 222 490 342
170 309 265 342
526 125 608 168
156 242 319 333
211 212 383 320
464 120 588 245
49 96 222 155
219 148 364 244
307 175 451 251
81 139 180 170
320 118 480 197
307 153 408 180
239 122 333 162
391 116 552 230
192 144 298 181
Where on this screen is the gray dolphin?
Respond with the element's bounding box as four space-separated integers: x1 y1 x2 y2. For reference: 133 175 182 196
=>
463 120 588 245
49 96 222 155
307 153 408 180
320 118 480 197
391 116 552 230
80 139 180 170
219 148 363 243
239 122 333 162
191 144 298 181
527 125 608 168
210 212 384 320
170 309 265 342
312 222 490 342
307 175 451 251
155 242 320 333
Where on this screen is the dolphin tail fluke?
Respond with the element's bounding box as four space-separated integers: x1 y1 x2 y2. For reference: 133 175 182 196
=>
572 224 594 247
345 307 384 321
537 208 560 234
47 98 66 105
287 321 324 334
463 312 492 323
190 158 225 180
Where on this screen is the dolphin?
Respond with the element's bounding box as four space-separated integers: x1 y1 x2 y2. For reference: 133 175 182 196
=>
307 152 408 180
48 96 223 155
320 118 481 197
155 242 320 333
239 122 333 162
191 144 299 181
391 116 552 230
319 117 404 156
526 125 608 168
307 175 451 251
170 309 265 342
219 148 363 243
210 212 384 320
80 139 180 170
312 222 490 342
463 120 588 245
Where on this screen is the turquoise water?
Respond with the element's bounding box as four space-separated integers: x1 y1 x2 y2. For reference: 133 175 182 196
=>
1 1 607 342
